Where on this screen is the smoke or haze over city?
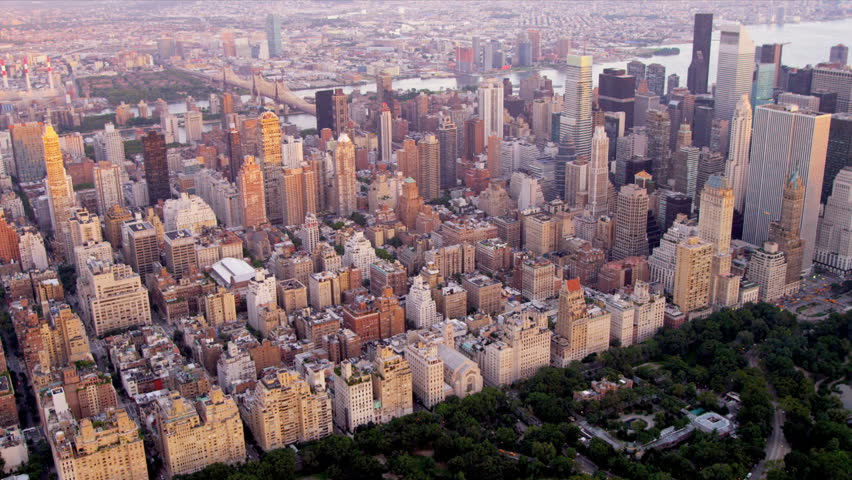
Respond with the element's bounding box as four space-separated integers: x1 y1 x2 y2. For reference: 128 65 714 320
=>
0 2 848 480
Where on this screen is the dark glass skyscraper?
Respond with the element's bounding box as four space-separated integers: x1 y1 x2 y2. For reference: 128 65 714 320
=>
687 13 713 94
824 113 852 202
315 89 334 132
438 116 458 190
598 68 636 129
143 131 170 205
266 14 282 57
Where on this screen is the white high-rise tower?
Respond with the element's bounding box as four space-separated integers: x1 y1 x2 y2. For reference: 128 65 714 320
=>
725 95 752 212
743 104 831 272
478 79 504 139
560 55 593 159
714 24 755 124
587 126 610 218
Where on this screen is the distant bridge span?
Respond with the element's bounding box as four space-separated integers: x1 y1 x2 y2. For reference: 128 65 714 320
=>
177 66 316 116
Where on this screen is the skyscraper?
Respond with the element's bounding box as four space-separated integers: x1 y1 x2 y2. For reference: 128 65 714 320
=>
587 126 610 218
725 95 753 212
646 109 671 185
376 74 394 108
687 13 713 94
768 171 805 288
379 103 392 163
613 184 649 260
672 236 713 313
143 131 170 205
227 126 242 182
260 111 283 223
598 68 636 129
265 14 282 58
627 60 646 88
93 161 124 216
814 167 852 276
281 167 318 227
10 122 46 183
237 155 267 229
314 89 334 133
757 43 783 88
331 88 349 136
417 134 440 201
438 116 458 190
333 133 357 216
478 79 504 139
44 125 75 256
715 24 755 123
830 44 848 65
743 104 831 271
823 113 852 203
560 55 594 159
646 63 666 98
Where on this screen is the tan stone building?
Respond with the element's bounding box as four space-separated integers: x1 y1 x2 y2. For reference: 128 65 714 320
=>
372 347 413 423
199 288 237 326
523 212 559 256
240 368 332 451
461 273 505 315
521 257 557 302
50 408 148 480
78 260 151 337
155 387 245 478
552 279 612 365
672 236 713 313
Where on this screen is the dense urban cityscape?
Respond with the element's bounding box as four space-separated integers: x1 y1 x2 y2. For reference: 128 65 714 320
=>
0 1 849 479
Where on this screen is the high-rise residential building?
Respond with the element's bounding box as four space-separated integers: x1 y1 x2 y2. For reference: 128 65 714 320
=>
265 14 282 57
743 104 831 271
155 387 245 478
699 176 734 255
715 24 754 123
247 269 278 336
221 31 236 57
672 236 713 313
333 360 375 432
201 288 237 326
747 241 788 301
627 60 646 87
163 193 217 234
376 73 394 108
0 212 19 265
613 184 649 260
241 368 332 451
373 346 413 423
521 257 556 302
560 55 593 158
725 95 753 212
379 103 393 163
333 133 357 216
50 408 148 480
768 171 805 289
226 126 242 182
830 44 849 65
260 111 283 223
646 63 667 98
405 341 446 408
406 275 438 329
164 230 197 276
68 208 102 250
598 68 636 129
122 218 159 275
185 110 203 144
10 122 45 183
331 88 349 136
646 109 671 184
551 279 610 364
44 125 76 256
18 227 49 270
143 131 170 205
823 113 852 203
438 116 458 190
94 122 126 166
299 212 320 254
237 155 267 229
281 166 318 227
478 79 504 139
93 161 123 216
687 13 713 94
78 260 151 336
815 166 852 276
417 134 441 201
587 126 610 218
667 74 680 95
